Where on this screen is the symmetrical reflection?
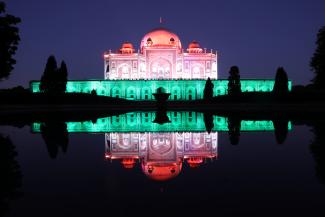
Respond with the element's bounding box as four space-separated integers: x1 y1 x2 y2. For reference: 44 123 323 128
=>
31 112 293 181
105 132 218 181
32 112 289 133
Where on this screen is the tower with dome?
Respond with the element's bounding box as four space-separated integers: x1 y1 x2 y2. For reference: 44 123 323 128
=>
104 28 218 80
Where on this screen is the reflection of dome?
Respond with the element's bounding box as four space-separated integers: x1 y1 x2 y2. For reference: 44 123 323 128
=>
121 158 136 169
120 42 134 54
187 157 204 168
140 28 182 50
141 161 182 181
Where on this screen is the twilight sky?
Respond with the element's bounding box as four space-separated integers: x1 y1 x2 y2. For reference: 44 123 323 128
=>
1 0 325 88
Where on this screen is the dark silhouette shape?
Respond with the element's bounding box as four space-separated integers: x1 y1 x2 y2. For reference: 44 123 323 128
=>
58 61 68 93
203 77 214 101
40 56 68 94
0 134 22 216
227 66 241 95
40 56 58 93
227 116 241 145
106 64 109 72
273 67 289 94
273 119 289 144
310 26 325 88
40 121 69 159
309 121 325 184
91 89 97 95
0 2 21 80
153 87 170 111
153 109 170 125
203 112 214 133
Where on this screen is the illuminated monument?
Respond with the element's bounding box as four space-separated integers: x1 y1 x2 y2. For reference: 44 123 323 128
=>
104 28 218 80
30 27 292 99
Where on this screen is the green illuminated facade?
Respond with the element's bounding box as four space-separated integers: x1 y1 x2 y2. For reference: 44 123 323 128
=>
30 79 292 100
31 112 292 133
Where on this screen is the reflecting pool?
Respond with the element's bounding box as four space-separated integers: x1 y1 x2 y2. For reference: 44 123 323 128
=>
0 111 324 217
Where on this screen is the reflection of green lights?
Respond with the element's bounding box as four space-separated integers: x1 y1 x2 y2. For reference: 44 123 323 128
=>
31 112 292 133
30 79 292 100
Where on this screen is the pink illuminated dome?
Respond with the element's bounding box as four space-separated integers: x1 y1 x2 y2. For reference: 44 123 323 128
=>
120 42 135 54
187 40 203 53
140 28 182 50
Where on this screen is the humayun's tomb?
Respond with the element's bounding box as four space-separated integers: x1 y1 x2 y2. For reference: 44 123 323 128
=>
30 27 292 181
30 27 291 100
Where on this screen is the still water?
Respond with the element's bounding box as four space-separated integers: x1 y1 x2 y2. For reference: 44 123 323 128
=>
0 112 324 217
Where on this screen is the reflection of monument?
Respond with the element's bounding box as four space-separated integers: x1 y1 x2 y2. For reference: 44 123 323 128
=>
105 132 218 181
32 112 285 133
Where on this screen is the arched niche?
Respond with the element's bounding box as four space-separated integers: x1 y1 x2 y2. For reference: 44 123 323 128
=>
150 58 172 79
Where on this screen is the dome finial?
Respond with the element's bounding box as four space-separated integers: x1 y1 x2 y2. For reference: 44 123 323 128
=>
159 17 163 24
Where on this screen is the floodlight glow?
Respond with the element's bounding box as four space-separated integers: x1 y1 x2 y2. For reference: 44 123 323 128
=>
30 79 292 100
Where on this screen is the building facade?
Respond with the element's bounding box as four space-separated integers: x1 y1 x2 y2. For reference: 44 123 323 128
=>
104 28 217 80
30 27 292 100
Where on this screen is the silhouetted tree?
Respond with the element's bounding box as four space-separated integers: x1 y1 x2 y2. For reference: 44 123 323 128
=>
40 55 58 93
273 67 289 95
273 119 289 144
310 26 325 88
228 66 241 95
0 134 22 216
204 112 214 134
40 121 69 159
91 89 97 95
203 77 214 101
309 122 325 184
0 2 21 80
40 56 68 94
57 61 68 93
227 116 241 145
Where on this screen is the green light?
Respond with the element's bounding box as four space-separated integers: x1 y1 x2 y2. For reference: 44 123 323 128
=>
30 79 292 100
31 112 292 133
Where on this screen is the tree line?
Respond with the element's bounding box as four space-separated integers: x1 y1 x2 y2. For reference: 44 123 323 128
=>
203 66 289 101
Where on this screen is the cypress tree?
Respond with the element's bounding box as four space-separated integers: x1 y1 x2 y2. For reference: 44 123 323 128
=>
273 67 289 94
40 56 68 94
40 55 58 93
57 61 68 93
203 77 214 101
310 26 325 88
228 66 241 95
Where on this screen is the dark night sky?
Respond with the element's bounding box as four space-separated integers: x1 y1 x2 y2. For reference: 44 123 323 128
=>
2 0 325 88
